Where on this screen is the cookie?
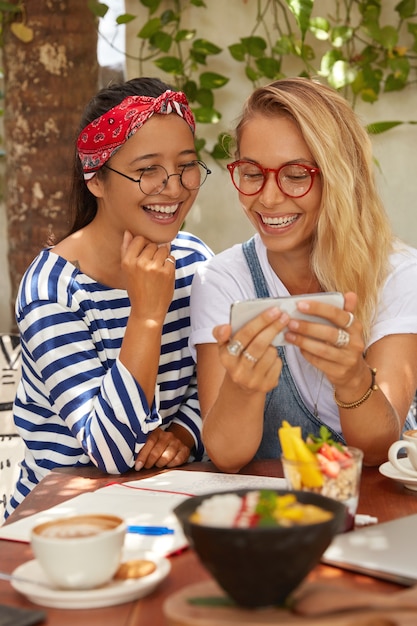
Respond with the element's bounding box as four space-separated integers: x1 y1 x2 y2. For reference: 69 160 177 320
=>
114 559 157 580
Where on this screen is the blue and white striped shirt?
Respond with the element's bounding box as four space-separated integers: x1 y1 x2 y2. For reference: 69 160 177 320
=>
6 231 213 518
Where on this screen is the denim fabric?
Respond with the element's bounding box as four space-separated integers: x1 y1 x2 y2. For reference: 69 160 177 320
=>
242 237 345 459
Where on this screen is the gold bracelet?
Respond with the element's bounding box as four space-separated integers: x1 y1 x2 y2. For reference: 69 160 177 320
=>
334 367 378 409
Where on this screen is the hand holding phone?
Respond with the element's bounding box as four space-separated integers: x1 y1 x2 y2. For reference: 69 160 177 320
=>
230 292 344 346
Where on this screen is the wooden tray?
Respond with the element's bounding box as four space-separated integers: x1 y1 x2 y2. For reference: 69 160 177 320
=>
163 579 415 626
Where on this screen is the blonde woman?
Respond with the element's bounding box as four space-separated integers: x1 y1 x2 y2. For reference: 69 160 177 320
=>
190 77 417 471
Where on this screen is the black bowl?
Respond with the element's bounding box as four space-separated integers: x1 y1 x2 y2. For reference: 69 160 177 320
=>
174 488 346 608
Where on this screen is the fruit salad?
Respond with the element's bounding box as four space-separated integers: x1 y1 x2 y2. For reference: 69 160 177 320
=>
279 422 363 530
191 490 333 528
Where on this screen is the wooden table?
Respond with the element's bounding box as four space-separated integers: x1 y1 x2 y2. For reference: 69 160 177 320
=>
1 460 417 625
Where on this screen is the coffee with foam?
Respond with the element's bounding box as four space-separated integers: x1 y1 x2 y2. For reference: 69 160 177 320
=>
34 515 120 540
31 514 126 589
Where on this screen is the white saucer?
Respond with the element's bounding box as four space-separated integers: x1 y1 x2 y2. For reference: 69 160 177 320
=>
11 550 171 609
379 457 417 491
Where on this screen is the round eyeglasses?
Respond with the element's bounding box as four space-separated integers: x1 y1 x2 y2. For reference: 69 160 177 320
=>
227 160 320 198
103 160 211 196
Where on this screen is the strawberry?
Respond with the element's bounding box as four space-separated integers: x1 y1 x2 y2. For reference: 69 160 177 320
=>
316 453 340 478
320 442 353 468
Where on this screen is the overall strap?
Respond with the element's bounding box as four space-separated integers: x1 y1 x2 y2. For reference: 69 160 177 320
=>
242 237 270 299
240 236 344 456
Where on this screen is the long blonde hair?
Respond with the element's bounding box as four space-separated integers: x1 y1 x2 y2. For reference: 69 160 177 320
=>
234 77 394 341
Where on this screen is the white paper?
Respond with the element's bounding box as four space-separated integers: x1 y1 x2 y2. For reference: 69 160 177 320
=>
101 469 285 497
0 470 286 556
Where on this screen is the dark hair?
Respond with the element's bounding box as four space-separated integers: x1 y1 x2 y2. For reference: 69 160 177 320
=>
66 77 175 236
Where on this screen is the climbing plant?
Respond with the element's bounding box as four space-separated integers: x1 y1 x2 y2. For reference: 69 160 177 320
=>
93 0 417 158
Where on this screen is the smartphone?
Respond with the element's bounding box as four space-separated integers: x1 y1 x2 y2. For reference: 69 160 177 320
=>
230 292 344 346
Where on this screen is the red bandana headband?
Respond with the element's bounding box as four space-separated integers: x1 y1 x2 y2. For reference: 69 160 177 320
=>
77 90 195 179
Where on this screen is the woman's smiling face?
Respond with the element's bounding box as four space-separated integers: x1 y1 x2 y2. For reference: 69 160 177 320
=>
236 114 322 255
90 113 199 244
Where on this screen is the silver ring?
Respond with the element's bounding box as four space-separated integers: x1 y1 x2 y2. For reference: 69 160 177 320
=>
243 350 258 364
344 312 354 329
164 257 175 265
335 328 350 348
227 339 244 357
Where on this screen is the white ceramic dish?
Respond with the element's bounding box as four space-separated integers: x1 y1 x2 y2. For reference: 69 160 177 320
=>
379 458 417 491
11 550 170 609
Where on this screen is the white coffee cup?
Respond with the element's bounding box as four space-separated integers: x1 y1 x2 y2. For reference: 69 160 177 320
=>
31 513 126 589
388 429 417 477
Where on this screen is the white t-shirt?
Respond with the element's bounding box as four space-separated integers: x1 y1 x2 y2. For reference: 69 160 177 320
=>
190 234 417 433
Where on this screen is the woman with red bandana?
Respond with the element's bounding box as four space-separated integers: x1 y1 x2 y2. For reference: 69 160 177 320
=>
6 77 213 518
190 77 417 472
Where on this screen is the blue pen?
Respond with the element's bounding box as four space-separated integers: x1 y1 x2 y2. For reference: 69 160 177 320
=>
127 525 174 536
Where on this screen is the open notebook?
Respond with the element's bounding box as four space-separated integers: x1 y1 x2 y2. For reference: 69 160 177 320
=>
0 470 285 557
322 513 417 585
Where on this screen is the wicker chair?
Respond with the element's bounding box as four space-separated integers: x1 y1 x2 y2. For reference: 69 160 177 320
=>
0 334 24 521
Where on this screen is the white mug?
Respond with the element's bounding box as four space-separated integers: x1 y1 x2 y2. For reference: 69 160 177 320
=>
31 513 126 589
388 429 417 477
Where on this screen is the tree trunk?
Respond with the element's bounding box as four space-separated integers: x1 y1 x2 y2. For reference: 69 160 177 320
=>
3 1 99 328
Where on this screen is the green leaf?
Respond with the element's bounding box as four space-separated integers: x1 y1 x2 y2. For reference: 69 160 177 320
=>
211 132 233 160
255 57 281 79
193 107 221 124
285 0 314 40
196 88 214 107
190 50 208 65
327 60 357 89
273 35 295 55
188 597 235 607
384 73 407 91
191 0 207 6
361 5 381 40
183 80 198 101
154 56 183 74
361 2 382 20
300 43 315 62
88 1 108 18
150 31 172 52
330 26 353 48
309 17 330 41
138 17 162 39
245 66 259 82
228 42 246 62
210 145 229 160
395 0 416 19
241 36 267 57
351 69 369 96
387 56 409 81
366 121 405 134
199 72 229 89
307 425 345 452
140 0 162 11
361 87 379 103
319 50 343 77
194 136 206 154
175 29 196 42
160 10 177 26
192 38 222 56
408 22 417 53
357 45 379 65
115 13 136 25
377 25 398 49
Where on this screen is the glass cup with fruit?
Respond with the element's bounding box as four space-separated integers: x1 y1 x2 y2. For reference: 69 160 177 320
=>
279 422 363 532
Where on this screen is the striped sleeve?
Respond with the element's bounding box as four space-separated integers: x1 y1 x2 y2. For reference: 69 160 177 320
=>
16 297 161 474
7 235 213 518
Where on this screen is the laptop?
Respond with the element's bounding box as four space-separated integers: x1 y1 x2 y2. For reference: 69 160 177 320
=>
322 513 417 585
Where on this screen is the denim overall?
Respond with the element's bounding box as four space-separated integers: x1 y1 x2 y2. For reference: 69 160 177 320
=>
242 237 345 459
